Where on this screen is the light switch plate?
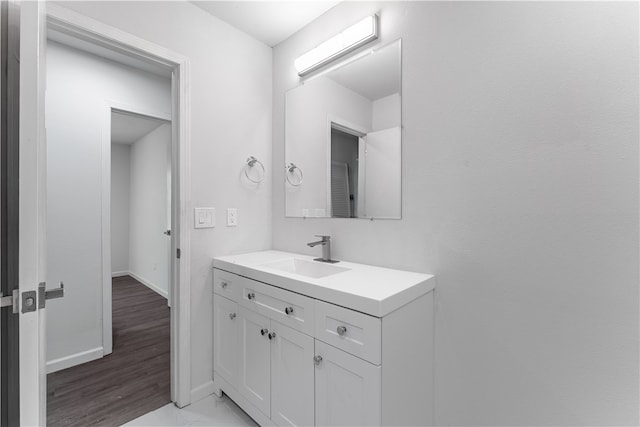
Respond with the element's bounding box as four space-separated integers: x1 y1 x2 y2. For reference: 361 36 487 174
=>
227 208 238 227
194 207 215 229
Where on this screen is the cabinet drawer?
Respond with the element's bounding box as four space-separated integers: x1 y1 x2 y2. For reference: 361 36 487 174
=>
239 279 315 336
315 300 381 365
213 268 241 301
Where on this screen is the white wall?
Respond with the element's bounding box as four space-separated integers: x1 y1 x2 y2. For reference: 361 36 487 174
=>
111 143 131 275
129 123 171 298
46 40 171 371
54 1 273 399
372 93 400 131
285 77 371 217
273 2 638 425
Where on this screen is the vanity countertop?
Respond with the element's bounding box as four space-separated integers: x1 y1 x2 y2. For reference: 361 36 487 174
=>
213 250 435 317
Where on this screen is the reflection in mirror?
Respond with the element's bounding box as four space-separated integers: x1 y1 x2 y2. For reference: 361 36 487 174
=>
285 39 401 219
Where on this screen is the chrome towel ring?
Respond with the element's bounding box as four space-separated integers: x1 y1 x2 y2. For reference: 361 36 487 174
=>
286 162 303 187
244 156 265 183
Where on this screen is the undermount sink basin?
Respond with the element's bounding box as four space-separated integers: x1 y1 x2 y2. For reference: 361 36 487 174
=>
261 258 350 279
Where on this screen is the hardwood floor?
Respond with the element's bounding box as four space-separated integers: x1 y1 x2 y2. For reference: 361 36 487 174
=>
47 275 171 426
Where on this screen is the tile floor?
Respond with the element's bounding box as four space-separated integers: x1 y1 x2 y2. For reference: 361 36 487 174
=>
123 394 258 427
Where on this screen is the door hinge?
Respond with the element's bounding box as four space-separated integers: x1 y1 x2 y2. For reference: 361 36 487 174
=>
177 248 181 259
0 290 19 314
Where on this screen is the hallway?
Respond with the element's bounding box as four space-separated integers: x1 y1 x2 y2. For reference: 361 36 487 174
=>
47 276 170 426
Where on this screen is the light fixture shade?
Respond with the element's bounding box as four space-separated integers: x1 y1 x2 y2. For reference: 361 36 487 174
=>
294 14 378 77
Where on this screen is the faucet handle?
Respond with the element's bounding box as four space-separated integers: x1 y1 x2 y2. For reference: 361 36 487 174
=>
314 235 330 240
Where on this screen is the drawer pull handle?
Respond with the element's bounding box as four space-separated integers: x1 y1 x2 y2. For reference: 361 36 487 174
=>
260 328 269 336
337 326 347 336
313 355 323 366
247 292 255 300
285 306 294 315
268 332 276 340
220 281 228 289
229 313 236 320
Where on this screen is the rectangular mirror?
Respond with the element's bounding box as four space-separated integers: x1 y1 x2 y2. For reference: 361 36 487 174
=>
285 39 402 219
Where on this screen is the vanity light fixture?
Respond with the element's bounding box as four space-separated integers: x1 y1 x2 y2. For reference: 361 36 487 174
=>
294 14 378 77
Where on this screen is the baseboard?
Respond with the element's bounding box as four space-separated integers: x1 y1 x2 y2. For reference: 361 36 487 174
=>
191 380 215 404
46 347 104 374
128 271 168 300
111 270 129 277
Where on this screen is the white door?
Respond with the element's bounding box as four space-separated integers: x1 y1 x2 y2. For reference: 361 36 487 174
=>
270 321 314 427
238 306 271 417
364 126 401 218
19 0 48 425
213 294 239 385
314 340 381 427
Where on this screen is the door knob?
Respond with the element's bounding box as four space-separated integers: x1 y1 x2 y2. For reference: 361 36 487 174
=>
313 355 323 366
229 313 236 320
163 230 171 236
285 306 294 315
260 328 269 336
337 326 347 336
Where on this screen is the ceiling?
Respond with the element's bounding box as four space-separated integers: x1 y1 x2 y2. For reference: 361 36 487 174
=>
111 112 169 145
191 1 340 47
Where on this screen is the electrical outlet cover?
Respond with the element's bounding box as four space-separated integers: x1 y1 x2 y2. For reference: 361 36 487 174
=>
227 208 238 227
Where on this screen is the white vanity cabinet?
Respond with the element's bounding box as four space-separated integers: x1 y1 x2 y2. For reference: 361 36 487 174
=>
213 250 435 427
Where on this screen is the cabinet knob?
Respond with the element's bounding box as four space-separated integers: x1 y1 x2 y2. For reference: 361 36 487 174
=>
313 355 323 366
247 292 255 300
337 326 347 336
229 312 236 320
268 332 276 340
285 306 294 315
221 281 228 289
260 328 268 336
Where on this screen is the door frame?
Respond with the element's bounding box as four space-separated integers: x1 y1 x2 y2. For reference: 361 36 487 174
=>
102 104 172 357
46 4 192 407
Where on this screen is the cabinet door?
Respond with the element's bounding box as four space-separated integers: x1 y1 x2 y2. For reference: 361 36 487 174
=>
213 294 239 386
238 306 271 417
270 321 315 427
315 340 381 426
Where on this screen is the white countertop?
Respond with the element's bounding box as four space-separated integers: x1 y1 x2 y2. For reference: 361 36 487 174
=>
213 250 435 317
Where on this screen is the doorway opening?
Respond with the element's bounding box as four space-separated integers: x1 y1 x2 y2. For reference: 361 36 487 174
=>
110 110 172 304
44 40 175 424
328 120 367 218
39 4 192 425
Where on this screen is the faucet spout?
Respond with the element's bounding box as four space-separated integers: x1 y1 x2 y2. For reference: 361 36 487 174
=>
307 235 338 263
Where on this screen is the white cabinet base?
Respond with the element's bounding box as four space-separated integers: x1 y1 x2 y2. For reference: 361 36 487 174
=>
213 266 434 427
213 375 273 427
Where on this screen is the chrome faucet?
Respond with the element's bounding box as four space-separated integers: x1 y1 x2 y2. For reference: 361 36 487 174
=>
307 235 338 263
